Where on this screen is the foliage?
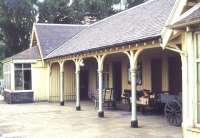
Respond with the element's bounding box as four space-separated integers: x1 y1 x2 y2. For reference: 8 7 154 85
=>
38 0 73 23
126 0 146 8
0 0 146 58
38 0 120 24
0 0 37 57
71 0 120 21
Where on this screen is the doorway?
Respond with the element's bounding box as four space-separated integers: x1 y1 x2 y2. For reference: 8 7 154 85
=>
168 57 182 94
112 62 122 102
151 59 162 93
80 70 89 100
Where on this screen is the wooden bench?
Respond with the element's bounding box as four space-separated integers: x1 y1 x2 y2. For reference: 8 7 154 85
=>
92 88 114 109
122 90 158 114
121 89 131 111
136 90 158 114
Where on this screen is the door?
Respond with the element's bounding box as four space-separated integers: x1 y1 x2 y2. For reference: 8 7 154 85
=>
151 59 162 93
80 70 89 100
168 57 182 94
112 62 122 101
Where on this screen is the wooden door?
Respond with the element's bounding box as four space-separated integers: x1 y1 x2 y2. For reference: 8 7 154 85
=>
151 59 162 93
168 57 182 94
80 70 89 100
112 62 122 101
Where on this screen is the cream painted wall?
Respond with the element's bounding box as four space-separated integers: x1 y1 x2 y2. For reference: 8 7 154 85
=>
102 50 173 96
88 63 98 98
82 59 98 98
162 56 169 91
183 31 200 138
121 59 131 91
3 61 12 90
49 59 98 102
141 56 151 91
46 48 179 103
32 61 49 101
49 62 60 102
140 49 173 92
63 61 76 101
184 128 200 138
3 60 50 102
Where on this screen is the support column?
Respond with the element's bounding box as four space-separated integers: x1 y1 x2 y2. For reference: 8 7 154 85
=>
60 61 64 106
75 59 82 111
48 63 51 102
125 50 142 128
11 63 15 90
181 53 189 128
75 69 81 111
98 70 104 117
185 31 195 127
96 55 106 117
130 68 138 128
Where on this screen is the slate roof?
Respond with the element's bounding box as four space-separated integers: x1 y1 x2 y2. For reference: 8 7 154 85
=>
35 23 88 57
12 46 41 60
172 3 200 28
46 0 176 59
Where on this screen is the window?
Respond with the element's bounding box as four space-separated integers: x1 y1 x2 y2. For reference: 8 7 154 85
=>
3 63 11 89
96 72 98 89
196 34 200 123
197 64 200 123
128 62 142 85
96 64 109 89
15 64 32 90
103 64 109 89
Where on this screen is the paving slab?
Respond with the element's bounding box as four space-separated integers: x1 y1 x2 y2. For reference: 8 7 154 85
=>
0 101 182 138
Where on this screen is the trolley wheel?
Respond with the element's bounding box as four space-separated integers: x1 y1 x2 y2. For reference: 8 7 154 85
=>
164 101 182 126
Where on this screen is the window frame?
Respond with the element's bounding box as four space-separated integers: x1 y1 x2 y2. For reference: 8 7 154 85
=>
3 63 12 90
96 64 110 90
128 61 142 85
194 32 200 127
103 64 109 89
14 63 32 91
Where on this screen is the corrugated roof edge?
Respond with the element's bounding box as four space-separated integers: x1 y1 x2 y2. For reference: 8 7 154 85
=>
45 0 162 59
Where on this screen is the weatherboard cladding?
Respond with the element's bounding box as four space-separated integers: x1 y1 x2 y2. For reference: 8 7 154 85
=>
35 24 88 57
46 0 176 59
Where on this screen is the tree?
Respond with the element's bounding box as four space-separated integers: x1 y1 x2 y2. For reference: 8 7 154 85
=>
38 0 120 24
0 0 38 57
126 0 146 8
38 0 73 24
71 0 120 21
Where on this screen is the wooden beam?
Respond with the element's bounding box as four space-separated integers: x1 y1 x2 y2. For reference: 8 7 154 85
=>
187 1 197 7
